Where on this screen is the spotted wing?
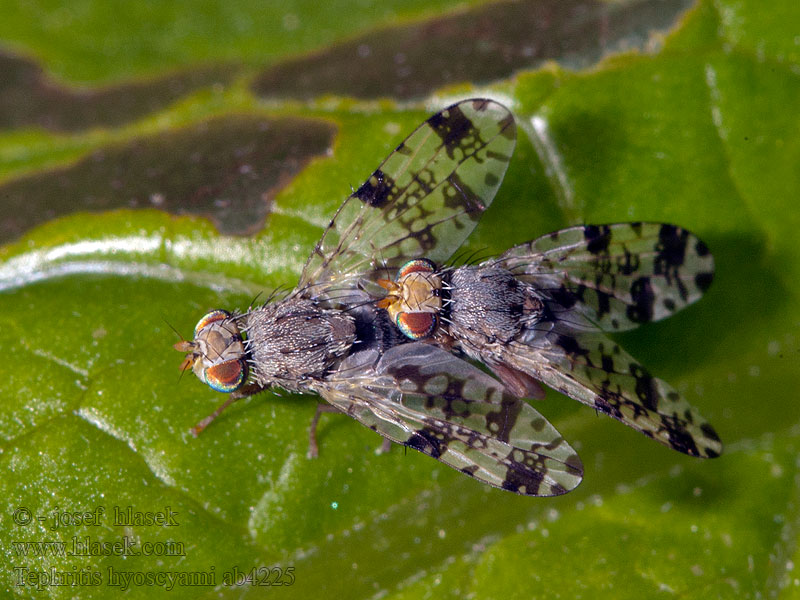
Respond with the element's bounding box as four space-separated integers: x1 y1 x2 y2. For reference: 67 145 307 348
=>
298 98 516 299
497 223 714 331
499 327 721 458
317 343 582 496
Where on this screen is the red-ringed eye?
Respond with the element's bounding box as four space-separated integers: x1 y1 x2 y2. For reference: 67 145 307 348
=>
194 309 232 338
203 359 247 393
396 311 437 340
396 258 437 280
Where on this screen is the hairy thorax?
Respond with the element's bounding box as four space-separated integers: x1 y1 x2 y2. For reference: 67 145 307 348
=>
449 266 544 356
243 298 357 391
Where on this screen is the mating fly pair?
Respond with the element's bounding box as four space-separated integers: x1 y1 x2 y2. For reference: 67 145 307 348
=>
176 98 720 498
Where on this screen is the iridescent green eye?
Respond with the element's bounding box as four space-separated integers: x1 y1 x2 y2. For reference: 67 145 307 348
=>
194 309 232 338
175 309 247 392
396 258 436 280
203 359 247 393
396 311 437 340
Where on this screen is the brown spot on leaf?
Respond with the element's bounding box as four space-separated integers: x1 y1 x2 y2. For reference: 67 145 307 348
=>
252 0 693 100
0 50 238 132
0 116 336 242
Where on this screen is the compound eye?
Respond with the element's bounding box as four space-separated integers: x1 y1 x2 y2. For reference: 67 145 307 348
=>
194 309 233 338
397 258 436 278
396 258 437 280
203 359 247 393
396 311 437 340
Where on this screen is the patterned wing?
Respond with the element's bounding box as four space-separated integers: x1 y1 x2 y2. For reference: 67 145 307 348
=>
500 327 721 458
317 343 582 496
299 99 516 298
497 223 714 331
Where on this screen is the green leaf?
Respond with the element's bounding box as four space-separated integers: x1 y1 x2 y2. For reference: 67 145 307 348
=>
1 0 799 598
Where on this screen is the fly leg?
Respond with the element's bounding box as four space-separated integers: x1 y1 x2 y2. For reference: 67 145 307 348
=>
307 403 393 457
190 382 265 437
307 403 340 459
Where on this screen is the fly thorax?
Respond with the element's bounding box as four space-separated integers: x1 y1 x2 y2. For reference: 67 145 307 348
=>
450 266 526 345
519 284 546 326
243 299 357 386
